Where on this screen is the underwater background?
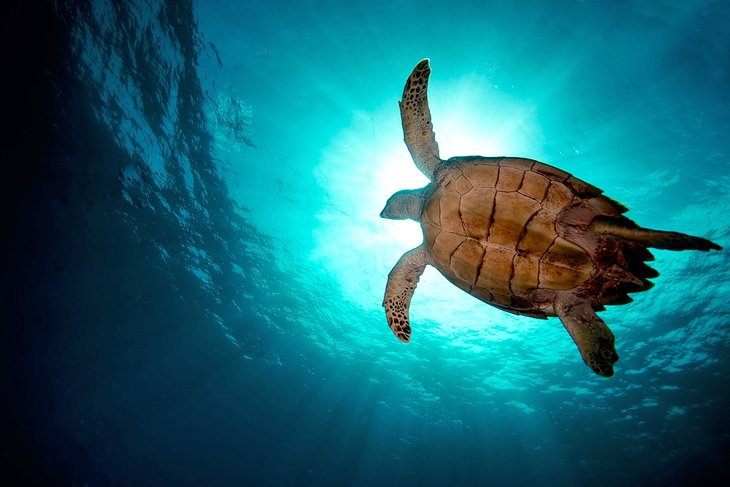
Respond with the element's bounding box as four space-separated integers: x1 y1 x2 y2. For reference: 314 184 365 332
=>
3 0 730 485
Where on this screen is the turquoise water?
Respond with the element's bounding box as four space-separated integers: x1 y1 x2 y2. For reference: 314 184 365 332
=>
4 0 730 485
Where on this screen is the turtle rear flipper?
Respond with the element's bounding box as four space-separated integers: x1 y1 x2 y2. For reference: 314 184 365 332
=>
592 218 722 251
399 59 441 180
555 296 619 377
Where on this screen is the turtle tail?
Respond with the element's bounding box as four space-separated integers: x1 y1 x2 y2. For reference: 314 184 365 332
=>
592 217 722 251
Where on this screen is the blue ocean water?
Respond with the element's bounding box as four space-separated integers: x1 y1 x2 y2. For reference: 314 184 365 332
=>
3 0 730 485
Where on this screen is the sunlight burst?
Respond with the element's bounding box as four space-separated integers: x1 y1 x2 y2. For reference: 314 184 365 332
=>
313 73 544 341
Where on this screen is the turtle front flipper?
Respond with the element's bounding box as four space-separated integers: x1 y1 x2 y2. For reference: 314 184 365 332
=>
400 59 441 180
383 245 430 343
555 296 619 377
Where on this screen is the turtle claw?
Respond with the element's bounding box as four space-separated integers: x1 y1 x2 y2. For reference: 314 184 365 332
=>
588 347 619 377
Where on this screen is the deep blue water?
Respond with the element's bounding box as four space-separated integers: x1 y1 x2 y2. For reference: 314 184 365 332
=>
3 0 730 485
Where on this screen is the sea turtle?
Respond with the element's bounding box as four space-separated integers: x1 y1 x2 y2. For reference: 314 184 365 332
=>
380 59 722 377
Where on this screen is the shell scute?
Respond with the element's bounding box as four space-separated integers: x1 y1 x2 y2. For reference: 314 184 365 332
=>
490 293 513 307
512 253 540 295
543 237 593 271
500 157 535 171
496 165 524 192
463 163 498 188
518 171 550 201
539 238 595 290
450 239 485 283
460 187 495 239
489 192 541 247
533 161 570 181
565 175 601 197
423 192 441 226
454 175 473 194
431 231 463 269
439 189 463 233
471 286 494 302
538 261 581 290
543 182 574 214
423 222 440 247
515 210 554 257
475 246 513 296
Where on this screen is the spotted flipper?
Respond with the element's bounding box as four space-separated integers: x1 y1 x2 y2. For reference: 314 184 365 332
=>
383 245 430 343
400 59 441 180
555 296 619 377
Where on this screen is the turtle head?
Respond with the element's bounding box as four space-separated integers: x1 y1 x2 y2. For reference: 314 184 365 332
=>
380 189 424 221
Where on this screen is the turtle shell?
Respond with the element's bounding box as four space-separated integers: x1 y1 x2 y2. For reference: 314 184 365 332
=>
421 156 615 317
